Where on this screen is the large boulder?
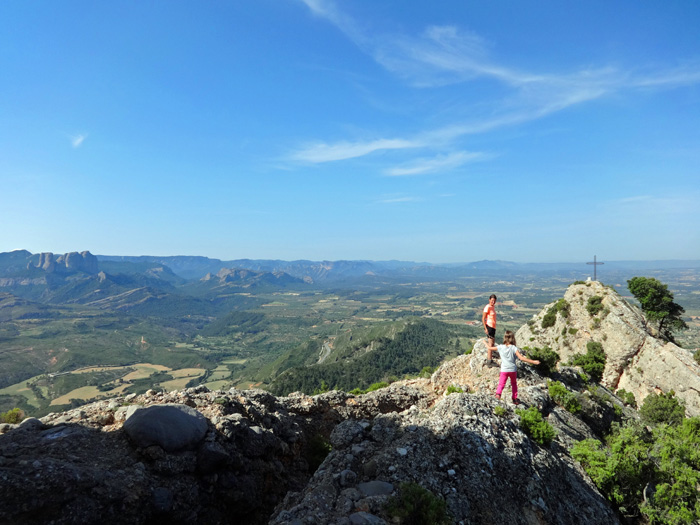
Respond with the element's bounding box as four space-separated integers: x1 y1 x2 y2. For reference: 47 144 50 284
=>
123 403 208 452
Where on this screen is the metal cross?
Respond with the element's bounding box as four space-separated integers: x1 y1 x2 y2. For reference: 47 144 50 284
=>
586 255 604 281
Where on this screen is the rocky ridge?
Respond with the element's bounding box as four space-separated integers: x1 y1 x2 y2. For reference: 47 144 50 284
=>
0 363 620 525
516 280 700 416
32 251 99 274
2 280 694 524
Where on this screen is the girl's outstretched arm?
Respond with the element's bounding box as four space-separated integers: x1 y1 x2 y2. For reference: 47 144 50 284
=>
515 350 540 365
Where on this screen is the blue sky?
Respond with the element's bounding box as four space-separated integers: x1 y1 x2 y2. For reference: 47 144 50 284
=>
1 1 699 263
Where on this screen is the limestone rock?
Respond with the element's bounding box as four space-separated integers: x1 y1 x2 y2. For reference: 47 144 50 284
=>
32 250 99 274
515 281 700 416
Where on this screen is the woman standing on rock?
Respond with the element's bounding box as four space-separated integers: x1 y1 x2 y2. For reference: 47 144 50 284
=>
482 294 497 348
485 330 539 405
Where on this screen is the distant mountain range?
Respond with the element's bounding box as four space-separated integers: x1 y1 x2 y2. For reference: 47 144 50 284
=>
2 250 700 291
97 253 700 280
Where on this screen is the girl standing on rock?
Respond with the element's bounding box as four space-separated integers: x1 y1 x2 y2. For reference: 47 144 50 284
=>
485 330 539 405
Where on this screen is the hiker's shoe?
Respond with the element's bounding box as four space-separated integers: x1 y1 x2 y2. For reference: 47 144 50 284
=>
494 394 501 400
512 399 521 406
486 360 496 368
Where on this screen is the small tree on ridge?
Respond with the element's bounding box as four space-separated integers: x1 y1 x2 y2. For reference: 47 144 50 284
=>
627 277 687 343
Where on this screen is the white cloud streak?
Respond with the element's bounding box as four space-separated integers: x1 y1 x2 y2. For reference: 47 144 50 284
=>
293 0 700 169
376 195 420 204
292 137 421 163
70 134 87 148
385 151 488 176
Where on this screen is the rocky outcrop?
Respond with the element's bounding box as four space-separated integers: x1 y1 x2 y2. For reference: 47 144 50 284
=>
0 368 622 525
30 251 99 274
37 252 56 272
7 284 689 524
271 394 617 525
515 280 700 416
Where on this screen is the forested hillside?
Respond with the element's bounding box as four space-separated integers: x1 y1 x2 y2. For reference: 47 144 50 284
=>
269 319 479 395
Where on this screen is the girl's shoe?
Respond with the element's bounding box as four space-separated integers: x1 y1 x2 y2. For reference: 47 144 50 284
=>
512 399 521 405
494 394 501 400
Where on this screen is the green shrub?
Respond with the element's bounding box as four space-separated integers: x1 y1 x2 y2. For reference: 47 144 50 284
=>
446 384 464 395
350 381 391 395
494 405 507 417
548 381 581 414
694 350 700 366
0 407 24 424
571 341 606 383
555 298 570 318
523 346 560 376
640 391 685 426
419 366 434 378
616 388 637 408
305 434 332 472
517 406 556 446
366 381 390 393
568 328 578 335
541 309 557 329
572 418 700 524
587 296 604 316
571 423 651 511
642 418 700 524
541 299 570 329
385 482 451 525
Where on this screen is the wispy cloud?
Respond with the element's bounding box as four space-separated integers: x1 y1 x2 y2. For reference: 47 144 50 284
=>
375 195 421 204
293 0 700 170
385 151 488 176
292 137 421 163
605 194 695 215
70 134 87 148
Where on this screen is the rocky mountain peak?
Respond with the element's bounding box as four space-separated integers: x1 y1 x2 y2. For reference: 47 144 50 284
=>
30 250 99 274
516 279 700 416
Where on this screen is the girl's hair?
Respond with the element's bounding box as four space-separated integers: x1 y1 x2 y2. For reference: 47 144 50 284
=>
489 294 497 301
503 330 516 346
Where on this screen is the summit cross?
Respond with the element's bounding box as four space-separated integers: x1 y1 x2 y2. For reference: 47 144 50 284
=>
586 255 604 281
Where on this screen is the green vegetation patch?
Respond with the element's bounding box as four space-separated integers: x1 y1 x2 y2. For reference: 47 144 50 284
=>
269 319 473 396
586 296 604 317
517 406 556 447
522 346 560 376
548 380 581 414
305 434 332 472
616 388 637 408
640 390 685 426
0 407 24 424
541 299 570 328
385 482 451 525
572 417 700 524
570 341 606 383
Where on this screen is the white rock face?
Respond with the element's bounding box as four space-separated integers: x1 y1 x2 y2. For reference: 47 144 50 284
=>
515 281 700 416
